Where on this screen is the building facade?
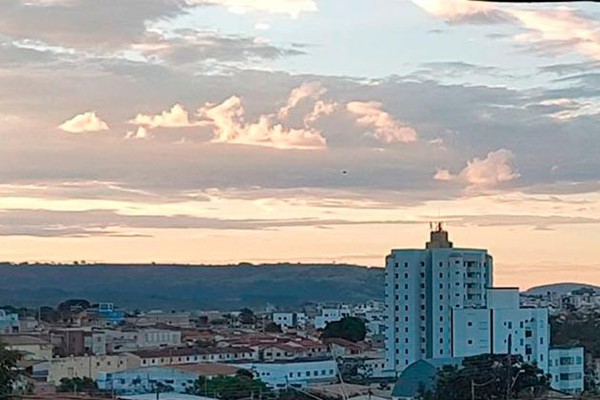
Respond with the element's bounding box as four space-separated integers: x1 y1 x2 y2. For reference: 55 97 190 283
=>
0 310 19 334
385 226 493 371
548 346 585 395
238 360 338 389
452 288 549 370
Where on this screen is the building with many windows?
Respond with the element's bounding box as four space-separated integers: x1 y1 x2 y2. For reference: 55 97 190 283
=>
452 287 549 371
384 224 493 371
548 346 585 395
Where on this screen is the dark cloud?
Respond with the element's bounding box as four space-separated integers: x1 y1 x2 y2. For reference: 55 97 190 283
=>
0 0 186 49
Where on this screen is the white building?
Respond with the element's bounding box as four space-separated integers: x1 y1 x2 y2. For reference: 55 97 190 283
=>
0 310 19 334
238 360 338 390
97 364 240 394
452 288 549 371
314 306 352 330
272 312 307 330
106 328 182 353
385 225 493 371
548 346 585 395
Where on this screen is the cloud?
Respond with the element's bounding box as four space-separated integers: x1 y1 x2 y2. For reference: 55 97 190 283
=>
346 101 418 144
279 81 327 119
58 111 109 133
199 96 327 150
186 0 318 18
434 169 454 182
510 8 600 61
136 30 305 66
125 126 151 140
412 0 600 62
131 103 198 129
304 100 337 126
436 149 520 189
411 0 511 24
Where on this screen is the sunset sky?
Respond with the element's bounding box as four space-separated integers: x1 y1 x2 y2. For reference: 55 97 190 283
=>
2 0 600 289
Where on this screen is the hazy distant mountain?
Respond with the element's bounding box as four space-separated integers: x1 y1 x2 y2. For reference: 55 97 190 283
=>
0 263 384 310
525 282 600 296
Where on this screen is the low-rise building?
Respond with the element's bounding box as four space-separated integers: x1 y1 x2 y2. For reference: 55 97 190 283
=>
126 311 193 329
33 354 131 384
0 334 53 360
315 306 352 330
238 359 339 390
548 346 585 395
272 313 308 330
0 310 19 334
128 346 256 368
106 327 182 353
97 364 241 394
50 328 107 357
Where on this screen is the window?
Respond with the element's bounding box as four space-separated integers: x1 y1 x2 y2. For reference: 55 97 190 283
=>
468 340 473 345
467 321 472 327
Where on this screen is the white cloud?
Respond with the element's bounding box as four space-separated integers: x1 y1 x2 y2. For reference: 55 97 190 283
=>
279 82 327 119
255 22 271 31
437 149 519 189
304 100 337 126
186 0 318 18
125 126 150 140
346 101 417 144
198 96 326 150
131 104 198 129
413 0 600 62
411 0 507 23
434 169 454 182
58 111 109 133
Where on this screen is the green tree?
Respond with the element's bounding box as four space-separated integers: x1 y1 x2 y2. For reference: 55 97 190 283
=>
186 371 268 400
264 322 283 333
57 299 91 313
239 308 256 325
57 377 97 393
433 354 550 400
0 341 21 399
322 317 366 342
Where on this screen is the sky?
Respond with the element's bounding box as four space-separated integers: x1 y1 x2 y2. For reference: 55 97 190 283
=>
1 0 600 289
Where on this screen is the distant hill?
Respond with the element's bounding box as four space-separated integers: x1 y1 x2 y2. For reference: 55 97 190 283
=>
525 282 600 296
0 263 384 310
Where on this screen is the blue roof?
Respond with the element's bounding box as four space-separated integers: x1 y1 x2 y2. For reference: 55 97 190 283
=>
392 358 463 398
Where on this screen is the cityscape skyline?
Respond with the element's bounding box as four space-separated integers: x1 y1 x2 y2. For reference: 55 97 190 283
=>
2 0 600 290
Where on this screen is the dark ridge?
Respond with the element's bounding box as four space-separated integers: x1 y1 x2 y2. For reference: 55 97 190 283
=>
0 263 384 310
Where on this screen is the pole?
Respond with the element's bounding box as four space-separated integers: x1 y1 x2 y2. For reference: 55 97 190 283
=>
506 334 512 400
471 380 475 400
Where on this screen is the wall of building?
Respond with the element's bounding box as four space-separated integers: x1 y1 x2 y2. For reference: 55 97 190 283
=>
238 360 338 389
97 367 198 394
549 347 585 395
40 355 131 384
384 244 493 373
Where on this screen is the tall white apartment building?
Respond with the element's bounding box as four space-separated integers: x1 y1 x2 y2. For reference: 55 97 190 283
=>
385 225 493 371
385 226 554 378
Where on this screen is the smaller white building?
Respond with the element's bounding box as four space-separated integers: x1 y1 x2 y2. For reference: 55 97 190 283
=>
272 313 307 330
452 288 549 371
315 306 352 330
0 310 19 334
238 360 338 390
549 346 584 395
